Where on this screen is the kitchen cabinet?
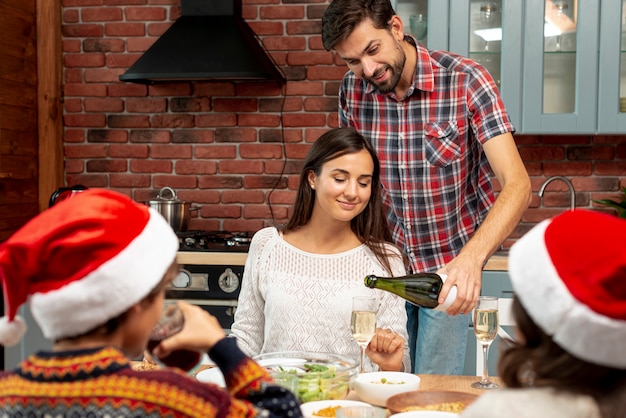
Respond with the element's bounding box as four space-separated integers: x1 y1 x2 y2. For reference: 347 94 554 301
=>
394 0 626 134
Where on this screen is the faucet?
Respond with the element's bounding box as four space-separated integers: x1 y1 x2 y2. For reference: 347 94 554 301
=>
538 176 576 210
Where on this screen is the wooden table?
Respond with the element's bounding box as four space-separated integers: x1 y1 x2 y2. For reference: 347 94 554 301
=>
414 374 502 396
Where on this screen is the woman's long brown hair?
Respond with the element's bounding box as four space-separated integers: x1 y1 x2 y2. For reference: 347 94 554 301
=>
284 127 404 275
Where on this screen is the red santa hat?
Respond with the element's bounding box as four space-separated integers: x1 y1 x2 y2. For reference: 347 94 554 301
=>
509 209 626 369
0 189 178 346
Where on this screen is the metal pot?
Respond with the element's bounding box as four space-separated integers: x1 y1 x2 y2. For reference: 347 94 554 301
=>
145 187 200 232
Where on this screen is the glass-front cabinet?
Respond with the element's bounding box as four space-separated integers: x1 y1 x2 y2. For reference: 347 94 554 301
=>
392 0 626 134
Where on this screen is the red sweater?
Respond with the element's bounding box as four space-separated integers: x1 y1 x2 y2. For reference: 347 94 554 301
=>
0 338 301 417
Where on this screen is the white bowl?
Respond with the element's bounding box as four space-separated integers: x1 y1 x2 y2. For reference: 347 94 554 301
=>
353 371 421 407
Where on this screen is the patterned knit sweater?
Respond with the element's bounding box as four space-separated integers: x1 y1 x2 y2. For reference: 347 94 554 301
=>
0 337 302 417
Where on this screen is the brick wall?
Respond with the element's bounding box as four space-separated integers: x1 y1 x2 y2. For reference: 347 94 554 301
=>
61 0 626 242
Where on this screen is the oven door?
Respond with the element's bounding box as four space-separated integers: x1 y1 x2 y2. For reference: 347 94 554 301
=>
166 298 237 334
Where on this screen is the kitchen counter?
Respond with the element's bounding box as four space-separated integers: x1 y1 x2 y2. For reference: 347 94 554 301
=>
177 252 508 271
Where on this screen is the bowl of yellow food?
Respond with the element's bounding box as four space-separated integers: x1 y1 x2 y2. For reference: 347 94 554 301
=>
353 371 421 407
386 390 478 415
254 351 359 403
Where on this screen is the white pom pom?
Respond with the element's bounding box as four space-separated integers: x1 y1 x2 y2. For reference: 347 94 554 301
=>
0 315 27 347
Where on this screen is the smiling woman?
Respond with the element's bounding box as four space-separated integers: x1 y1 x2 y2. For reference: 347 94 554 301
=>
230 127 412 373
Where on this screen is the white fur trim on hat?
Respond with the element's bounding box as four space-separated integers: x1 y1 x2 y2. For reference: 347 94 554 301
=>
0 315 27 347
29 207 178 341
509 218 626 369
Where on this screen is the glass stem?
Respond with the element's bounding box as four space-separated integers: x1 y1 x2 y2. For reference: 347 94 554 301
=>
481 343 490 383
360 346 366 373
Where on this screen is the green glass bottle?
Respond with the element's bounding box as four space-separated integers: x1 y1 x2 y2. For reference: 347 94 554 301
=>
364 273 454 310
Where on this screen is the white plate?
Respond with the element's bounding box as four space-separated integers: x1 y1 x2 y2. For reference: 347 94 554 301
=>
196 367 225 387
300 400 372 418
390 412 459 418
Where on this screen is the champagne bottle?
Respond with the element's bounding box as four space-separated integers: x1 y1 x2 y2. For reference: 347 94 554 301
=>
364 273 456 312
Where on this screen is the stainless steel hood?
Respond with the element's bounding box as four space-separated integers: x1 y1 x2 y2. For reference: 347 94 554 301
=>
119 0 285 84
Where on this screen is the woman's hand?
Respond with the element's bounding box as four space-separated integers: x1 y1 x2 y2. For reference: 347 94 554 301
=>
366 327 405 371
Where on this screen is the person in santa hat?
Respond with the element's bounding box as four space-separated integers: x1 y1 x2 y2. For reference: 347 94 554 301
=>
462 209 626 418
0 189 302 418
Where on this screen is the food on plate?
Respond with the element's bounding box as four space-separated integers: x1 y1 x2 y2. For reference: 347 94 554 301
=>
403 401 466 413
277 363 349 402
312 405 341 417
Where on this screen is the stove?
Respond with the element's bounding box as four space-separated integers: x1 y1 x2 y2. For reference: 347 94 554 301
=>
167 231 253 333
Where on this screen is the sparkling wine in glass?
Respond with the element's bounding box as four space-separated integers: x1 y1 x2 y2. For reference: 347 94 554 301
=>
471 296 499 389
351 296 377 373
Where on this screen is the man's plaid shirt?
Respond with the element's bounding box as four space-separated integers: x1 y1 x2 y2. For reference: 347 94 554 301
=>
339 37 515 274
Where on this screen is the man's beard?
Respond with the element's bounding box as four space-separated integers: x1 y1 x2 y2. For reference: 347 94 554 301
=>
363 47 406 93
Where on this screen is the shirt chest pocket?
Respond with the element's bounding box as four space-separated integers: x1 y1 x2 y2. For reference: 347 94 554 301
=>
423 121 465 167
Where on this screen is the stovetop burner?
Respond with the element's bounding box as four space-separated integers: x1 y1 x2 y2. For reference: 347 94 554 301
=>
177 230 253 252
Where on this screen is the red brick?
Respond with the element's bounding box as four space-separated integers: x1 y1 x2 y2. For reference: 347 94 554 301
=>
88 129 128 143
543 162 592 176
108 144 148 158
172 130 214 144
240 144 283 159
518 146 565 161
126 97 167 113
199 176 244 189
65 98 84 112
151 144 192 159
177 190 220 204
108 83 148 97
238 114 281 127
541 134 591 145
267 190 296 205
85 68 126 82
129 129 170 142
65 174 108 188
285 81 324 95
84 97 124 112
304 97 338 112
194 83 236 97
215 128 257 143
151 114 195 128
285 143 312 159
170 97 211 112
63 40 82 53
266 160 302 175
286 20 320 35
282 113 326 127
130 159 173 173
147 22 172 36
153 175 198 189
260 5 305 19
105 22 146 36
64 83 108 97
219 160 264 174
235 83 283 97
244 176 288 189
82 7 123 21
307 65 348 81
63 53 105 67
287 51 334 66
64 114 107 127
196 114 238 127
175 160 218 175
201 205 242 219
223 219 266 232
259 128 303 143
567 146 614 160
259 97 303 112
595 162 626 175
107 53 143 67
65 159 85 173
244 204 283 219
63 24 104 38
65 129 87 143
108 115 150 128
110 173 151 187
213 98 259 112
125 7 167 21
86 159 127 172
65 144 108 158
221 190 265 204
64 9 80 23
195 145 237 159
83 38 125 52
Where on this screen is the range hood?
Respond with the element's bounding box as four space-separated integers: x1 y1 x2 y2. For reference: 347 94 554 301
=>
119 0 285 84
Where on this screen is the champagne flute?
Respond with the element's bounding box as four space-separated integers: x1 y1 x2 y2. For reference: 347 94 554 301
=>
351 296 377 373
471 296 499 389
